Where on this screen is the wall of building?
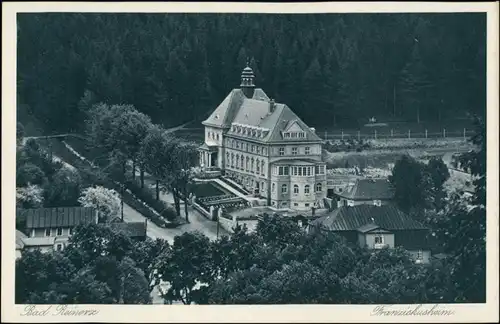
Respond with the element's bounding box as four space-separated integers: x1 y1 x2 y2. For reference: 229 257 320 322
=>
205 127 224 147
30 227 72 238
337 198 392 208
268 143 322 160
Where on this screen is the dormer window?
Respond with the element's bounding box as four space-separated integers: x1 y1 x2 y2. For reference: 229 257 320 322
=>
283 131 306 139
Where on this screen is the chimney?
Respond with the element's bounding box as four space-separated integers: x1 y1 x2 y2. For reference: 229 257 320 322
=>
269 99 276 113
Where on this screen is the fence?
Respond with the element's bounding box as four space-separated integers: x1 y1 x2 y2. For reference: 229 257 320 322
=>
320 128 473 141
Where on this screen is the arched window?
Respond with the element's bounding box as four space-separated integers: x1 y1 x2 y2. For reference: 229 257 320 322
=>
236 154 240 169
226 152 230 164
316 183 322 192
231 153 234 168
293 184 299 194
240 155 244 169
281 184 288 193
251 158 254 172
246 157 249 171
256 160 260 173
304 185 310 194
272 183 276 192
261 161 265 175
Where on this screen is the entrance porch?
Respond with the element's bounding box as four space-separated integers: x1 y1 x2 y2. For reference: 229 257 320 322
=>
198 143 219 169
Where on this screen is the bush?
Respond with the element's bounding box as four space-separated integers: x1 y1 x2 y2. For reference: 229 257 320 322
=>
123 179 177 222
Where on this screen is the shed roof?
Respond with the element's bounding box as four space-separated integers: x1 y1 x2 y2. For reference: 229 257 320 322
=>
108 222 147 238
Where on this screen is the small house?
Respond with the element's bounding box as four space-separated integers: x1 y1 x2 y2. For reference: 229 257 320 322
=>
20 207 98 252
334 178 394 208
310 204 434 264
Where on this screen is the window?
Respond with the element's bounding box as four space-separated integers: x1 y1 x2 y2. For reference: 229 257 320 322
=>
261 161 265 175
304 185 310 194
305 147 310 155
294 203 299 207
226 152 230 164
231 153 234 168
316 183 322 192
272 183 276 192
298 167 303 176
251 159 254 172
307 167 311 176
56 228 62 236
416 250 424 263
279 147 285 156
246 157 249 171
245 143 249 151
45 228 51 237
252 145 255 152
256 160 260 173
292 147 298 155
240 156 244 169
305 203 310 207
56 244 63 252
69 227 73 235
261 182 265 190
315 165 319 174
281 184 288 193
216 134 219 141
257 147 261 154
263 148 267 155
293 184 299 194
374 235 384 245
281 202 288 207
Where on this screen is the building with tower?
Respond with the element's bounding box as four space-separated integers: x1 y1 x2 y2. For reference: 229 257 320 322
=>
199 65 327 211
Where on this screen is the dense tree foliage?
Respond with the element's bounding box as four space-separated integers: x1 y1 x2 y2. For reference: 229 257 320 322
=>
16 224 154 304
17 13 485 132
16 138 84 209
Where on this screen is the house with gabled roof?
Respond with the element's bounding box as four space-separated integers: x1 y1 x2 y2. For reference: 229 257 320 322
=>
19 207 98 252
310 204 435 264
334 178 395 208
199 65 327 210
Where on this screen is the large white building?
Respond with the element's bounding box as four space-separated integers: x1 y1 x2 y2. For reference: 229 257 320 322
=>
199 66 327 210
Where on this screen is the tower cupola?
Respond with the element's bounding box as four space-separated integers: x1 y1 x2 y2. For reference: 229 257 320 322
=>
240 63 255 98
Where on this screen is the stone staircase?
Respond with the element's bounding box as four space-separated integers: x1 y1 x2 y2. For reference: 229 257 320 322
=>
218 176 252 195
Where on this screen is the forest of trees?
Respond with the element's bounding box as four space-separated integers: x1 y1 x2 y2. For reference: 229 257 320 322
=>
17 13 485 133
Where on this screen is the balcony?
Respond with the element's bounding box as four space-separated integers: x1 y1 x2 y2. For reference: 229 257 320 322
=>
197 167 221 179
373 243 389 249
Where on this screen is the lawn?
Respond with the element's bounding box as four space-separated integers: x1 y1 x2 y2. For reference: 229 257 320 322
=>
190 181 228 198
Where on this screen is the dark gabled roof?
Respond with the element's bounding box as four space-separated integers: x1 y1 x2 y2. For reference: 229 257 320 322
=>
202 89 269 128
203 87 321 144
336 178 394 200
107 222 147 238
356 223 384 233
311 205 428 232
23 207 97 229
